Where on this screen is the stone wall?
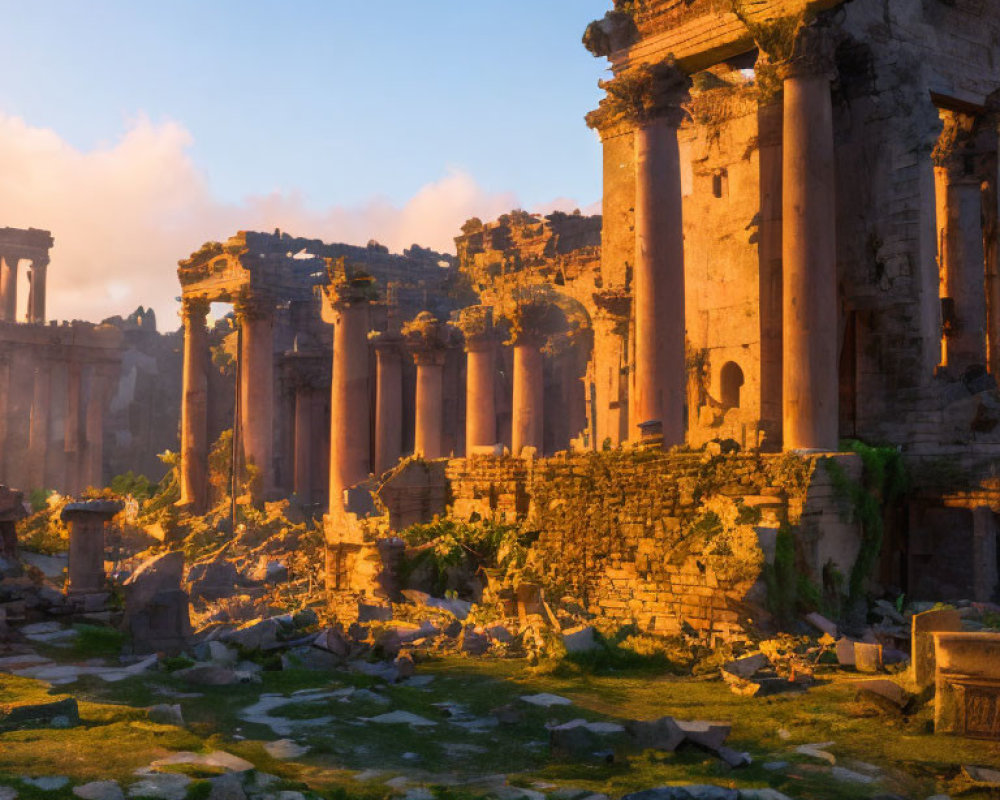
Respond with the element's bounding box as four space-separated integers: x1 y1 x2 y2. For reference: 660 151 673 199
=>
446 449 862 640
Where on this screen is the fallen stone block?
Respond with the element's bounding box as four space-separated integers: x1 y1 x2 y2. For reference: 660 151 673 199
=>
1 697 79 728
963 765 1000 786
912 607 962 690
562 625 600 654
853 679 914 715
146 704 184 727
805 612 837 638
620 787 737 800
835 636 856 666
853 642 884 672
549 718 629 762
625 716 685 752
73 781 124 800
675 719 732 751
721 652 769 679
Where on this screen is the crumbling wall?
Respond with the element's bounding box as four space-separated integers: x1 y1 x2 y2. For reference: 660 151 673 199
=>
446 450 862 640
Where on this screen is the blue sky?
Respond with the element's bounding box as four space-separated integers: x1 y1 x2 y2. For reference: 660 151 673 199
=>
0 2 613 323
1 1 610 210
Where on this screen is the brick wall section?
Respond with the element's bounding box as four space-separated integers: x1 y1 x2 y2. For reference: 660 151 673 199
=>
446 450 861 640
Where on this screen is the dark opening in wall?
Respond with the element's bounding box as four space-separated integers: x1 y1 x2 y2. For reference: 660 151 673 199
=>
720 361 744 410
712 168 729 199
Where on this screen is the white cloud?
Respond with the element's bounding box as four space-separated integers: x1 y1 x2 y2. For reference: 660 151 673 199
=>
0 114 590 330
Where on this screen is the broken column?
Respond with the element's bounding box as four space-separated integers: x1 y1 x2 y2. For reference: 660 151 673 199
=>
373 331 404 474
0 485 26 564
322 266 373 514
510 301 548 456
405 312 454 460
235 291 275 496
458 305 497 451
934 110 989 372
178 297 210 512
779 24 839 451
122 550 191 655
62 499 122 595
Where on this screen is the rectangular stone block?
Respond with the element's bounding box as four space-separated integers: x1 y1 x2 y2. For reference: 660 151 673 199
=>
912 608 962 690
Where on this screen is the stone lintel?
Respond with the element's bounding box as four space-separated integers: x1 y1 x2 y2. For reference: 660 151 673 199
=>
594 0 844 75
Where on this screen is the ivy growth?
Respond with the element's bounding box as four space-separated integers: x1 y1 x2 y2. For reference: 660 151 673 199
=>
825 440 908 608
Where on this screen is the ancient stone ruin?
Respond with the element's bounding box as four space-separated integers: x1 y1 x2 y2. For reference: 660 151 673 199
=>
2 1 1000 796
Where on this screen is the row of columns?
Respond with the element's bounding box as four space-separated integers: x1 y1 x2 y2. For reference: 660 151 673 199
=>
590 23 840 451
178 292 279 513
0 356 112 493
0 254 48 324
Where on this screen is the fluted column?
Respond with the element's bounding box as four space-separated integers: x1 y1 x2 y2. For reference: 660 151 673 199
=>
934 110 989 373
235 292 275 497
323 276 372 516
0 254 17 322
27 257 48 324
178 297 210 512
373 333 403 474
27 362 52 489
591 291 631 448
458 305 497 451
779 25 839 451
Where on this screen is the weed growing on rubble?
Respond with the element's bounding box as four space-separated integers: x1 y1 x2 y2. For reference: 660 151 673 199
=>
827 440 908 609
397 518 532 597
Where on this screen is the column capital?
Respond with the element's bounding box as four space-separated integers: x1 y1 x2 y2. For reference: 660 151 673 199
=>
508 300 555 347
457 305 497 352
372 330 404 356
404 312 457 364
586 61 691 135
234 289 275 322
932 109 980 181
181 295 211 321
749 18 838 97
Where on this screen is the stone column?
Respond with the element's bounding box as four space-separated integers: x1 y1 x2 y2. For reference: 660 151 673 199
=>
62 500 122 595
0 355 9 485
934 110 989 373
629 65 691 446
591 291 631 448
0 254 17 323
64 363 83 495
510 302 548 457
757 98 784 447
404 312 453 460
972 506 999 603
373 333 404 474
458 305 497 451
84 366 111 489
293 382 314 502
323 278 372 515
236 292 275 497
779 26 839 451
27 362 52 490
27 257 48 324
178 297 210 512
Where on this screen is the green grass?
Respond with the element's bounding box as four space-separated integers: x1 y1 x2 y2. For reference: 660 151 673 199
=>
2 655 999 800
